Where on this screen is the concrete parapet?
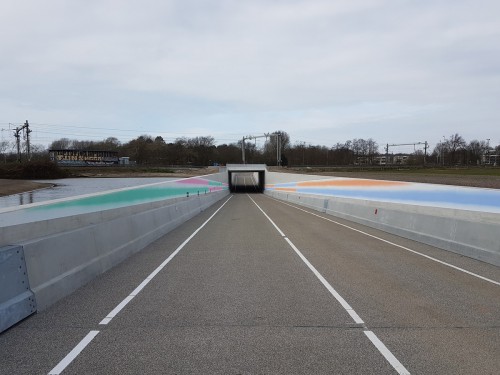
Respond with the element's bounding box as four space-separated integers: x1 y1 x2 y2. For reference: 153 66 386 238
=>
265 190 500 267
21 190 229 311
0 172 229 331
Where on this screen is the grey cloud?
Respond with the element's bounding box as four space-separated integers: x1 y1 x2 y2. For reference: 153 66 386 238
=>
1 0 499 147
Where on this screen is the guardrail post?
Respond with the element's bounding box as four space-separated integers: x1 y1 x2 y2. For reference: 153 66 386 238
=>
0 245 37 333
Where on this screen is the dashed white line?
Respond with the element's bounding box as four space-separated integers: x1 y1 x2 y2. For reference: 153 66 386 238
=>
248 195 411 375
99 295 134 325
364 331 410 375
272 197 500 287
48 331 99 375
48 196 233 374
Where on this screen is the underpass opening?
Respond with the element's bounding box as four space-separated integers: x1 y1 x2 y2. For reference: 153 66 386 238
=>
229 171 265 193
226 164 267 194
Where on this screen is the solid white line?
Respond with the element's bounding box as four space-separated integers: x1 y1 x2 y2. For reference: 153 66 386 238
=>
249 195 286 237
284 237 365 324
273 198 500 287
48 331 99 375
364 331 411 375
99 195 233 325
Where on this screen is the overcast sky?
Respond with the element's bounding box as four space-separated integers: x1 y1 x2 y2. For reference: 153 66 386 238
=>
1 0 499 152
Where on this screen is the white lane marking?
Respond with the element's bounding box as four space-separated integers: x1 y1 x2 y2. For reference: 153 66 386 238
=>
99 195 233 325
99 296 134 325
364 331 411 375
272 197 500 287
250 196 286 237
249 195 362 323
284 237 364 324
48 331 99 375
131 278 153 296
251 175 258 190
249 195 410 374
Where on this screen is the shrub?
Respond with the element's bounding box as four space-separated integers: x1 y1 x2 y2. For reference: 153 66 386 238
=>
0 161 68 179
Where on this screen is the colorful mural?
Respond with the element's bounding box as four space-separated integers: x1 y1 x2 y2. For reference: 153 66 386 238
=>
0 177 228 226
266 178 500 213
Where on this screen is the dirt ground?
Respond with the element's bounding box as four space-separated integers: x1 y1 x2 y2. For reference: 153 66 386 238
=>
0 180 54 197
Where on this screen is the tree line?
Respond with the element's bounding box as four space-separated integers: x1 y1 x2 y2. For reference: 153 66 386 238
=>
2 132 499 167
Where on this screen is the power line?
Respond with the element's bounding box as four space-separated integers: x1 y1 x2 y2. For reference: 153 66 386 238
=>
30 122 250 137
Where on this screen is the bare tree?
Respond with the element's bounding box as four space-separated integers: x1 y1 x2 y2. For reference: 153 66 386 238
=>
102 137 121 150
49 138 72 150
187 136 216 165
215 143 241 164
445 133 466 165
367 138 379 163
0 140 11 163
467 140 488 165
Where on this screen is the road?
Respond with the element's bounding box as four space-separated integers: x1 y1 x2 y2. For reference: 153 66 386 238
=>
1 194 499 374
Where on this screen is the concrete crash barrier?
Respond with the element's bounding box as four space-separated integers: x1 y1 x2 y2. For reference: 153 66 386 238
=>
265 189 500 267
0 173 229 332
22 190 229 312
265 171 500 266
0 245 37 332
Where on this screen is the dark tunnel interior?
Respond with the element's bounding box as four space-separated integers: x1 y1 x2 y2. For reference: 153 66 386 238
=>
228 171 265 193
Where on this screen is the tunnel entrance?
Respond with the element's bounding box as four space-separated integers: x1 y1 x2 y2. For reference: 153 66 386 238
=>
226 164 266 193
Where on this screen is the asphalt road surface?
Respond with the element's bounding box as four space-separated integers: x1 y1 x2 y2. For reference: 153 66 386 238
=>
1 194 499 374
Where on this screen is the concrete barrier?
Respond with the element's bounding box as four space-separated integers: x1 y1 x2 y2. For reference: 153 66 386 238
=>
265 189 500 266
0 172 229 331
22 190 228 311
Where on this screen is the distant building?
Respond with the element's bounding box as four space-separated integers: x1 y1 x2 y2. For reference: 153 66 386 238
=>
371 154 411 166
482 153 499 166
393 155 409 165
373 156 388 165
49 149 119 166
119 157 130 165
355 156 369 165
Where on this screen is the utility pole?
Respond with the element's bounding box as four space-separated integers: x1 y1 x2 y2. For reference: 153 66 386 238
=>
424 141 428 166
14 127 21 162
275 131 282 166
13 120 31 162
25 120 32 161
241 132 282 166
386 141 428 166
241 136 246 164
487 138 490 165
442 136 445 167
